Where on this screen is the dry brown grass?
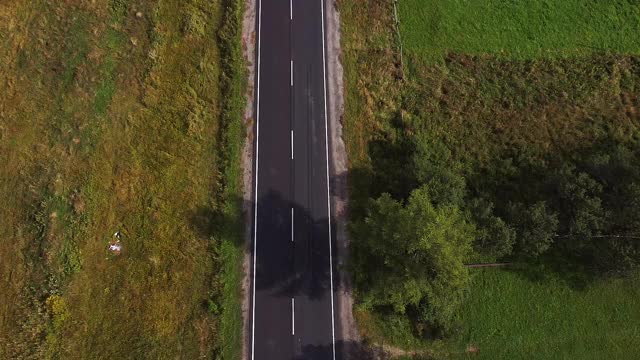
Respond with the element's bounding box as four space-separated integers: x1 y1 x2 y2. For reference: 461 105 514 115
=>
405 54 640 172
338 0 401 166
0 0 245 358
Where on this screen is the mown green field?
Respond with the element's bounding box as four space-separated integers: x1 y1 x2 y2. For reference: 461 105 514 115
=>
0 0 245 358
399 0 640 62
357 269 640 359
452 269 640 359
339 0 640 358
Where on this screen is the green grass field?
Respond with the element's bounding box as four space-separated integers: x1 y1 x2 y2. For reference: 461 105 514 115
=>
0 0 245 358
399 0 640 63
357 269 640 359
453 269 640 359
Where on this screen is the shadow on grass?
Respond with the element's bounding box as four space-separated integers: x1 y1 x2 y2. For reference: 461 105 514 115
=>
348 137 417 219
502 255 600 291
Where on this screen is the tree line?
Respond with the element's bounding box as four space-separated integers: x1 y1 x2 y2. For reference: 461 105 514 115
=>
351 128 640 336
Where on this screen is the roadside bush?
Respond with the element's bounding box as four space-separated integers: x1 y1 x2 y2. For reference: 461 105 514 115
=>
352 185 474 334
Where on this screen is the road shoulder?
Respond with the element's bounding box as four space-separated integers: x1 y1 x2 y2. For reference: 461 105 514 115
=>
240 0 257 359
324 0 361 358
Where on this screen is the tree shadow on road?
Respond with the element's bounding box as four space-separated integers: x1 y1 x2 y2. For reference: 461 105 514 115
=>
295 340 394 360
247 189 334 301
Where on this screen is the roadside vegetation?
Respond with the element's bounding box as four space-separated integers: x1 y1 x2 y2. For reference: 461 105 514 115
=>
339 0 640 357
0 0 245 358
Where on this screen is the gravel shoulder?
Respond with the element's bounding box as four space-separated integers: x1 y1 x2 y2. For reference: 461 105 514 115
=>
240 0 256 358
324 0 361 357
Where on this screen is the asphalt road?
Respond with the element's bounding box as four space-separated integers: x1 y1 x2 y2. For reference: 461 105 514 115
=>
250 0 336 359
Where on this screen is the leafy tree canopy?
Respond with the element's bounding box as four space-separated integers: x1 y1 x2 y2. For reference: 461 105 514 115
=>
352 185 475 332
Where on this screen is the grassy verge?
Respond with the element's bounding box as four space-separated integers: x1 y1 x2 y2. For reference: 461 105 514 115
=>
216 0 247 358
337 0 402 217
0 0 245 358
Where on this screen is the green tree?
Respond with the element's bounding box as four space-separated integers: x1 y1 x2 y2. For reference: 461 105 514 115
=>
351 185 475 333
580 145 640 272
553 164 605 246
510 201 559 257
413 134 466 207
469 198 515 260
606 183 640 271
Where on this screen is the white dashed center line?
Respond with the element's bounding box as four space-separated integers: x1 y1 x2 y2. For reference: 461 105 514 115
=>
291 298 295 335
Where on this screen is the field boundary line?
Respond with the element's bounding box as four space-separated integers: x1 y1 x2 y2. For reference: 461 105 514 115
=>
392 0 404 76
